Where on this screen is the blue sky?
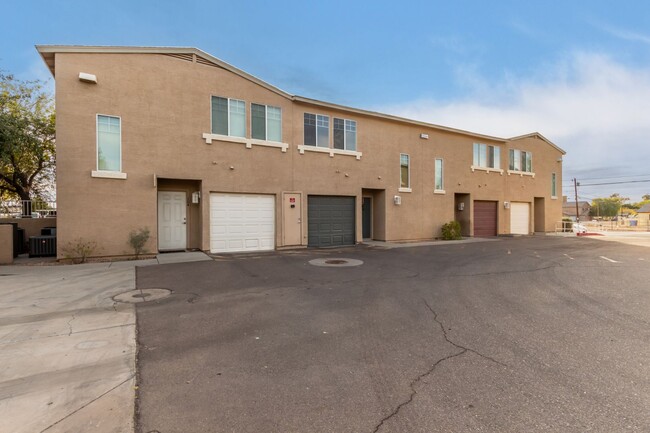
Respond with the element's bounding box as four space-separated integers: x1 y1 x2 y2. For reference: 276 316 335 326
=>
2 0 650 202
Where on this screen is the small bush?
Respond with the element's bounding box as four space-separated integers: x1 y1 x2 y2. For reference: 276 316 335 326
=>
441 220 462 240
562 217 573 232
128 227 150 258
62 238 99 264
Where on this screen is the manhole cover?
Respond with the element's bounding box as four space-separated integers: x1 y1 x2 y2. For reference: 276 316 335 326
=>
308 258 363 267
113 288 172 303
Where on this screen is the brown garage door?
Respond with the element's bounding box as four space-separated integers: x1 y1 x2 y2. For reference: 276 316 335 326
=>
474 201 497 237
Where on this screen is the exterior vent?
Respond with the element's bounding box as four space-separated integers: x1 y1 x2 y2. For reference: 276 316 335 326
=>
29 236 57 257
196 55 223 69
163 53 194 63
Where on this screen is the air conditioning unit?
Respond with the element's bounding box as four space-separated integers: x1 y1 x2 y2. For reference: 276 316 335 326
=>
29 236 57 257
393 195 401 205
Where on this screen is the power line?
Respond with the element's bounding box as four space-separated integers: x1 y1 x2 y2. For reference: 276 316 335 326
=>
578 180 650 187
562 173 650 183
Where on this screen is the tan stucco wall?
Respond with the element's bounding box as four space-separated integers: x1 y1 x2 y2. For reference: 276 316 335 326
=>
0 224 13 264
0 218 57 242
53 52 564 257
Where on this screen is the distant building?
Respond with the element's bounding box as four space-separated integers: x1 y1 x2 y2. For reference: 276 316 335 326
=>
563 198 591 221
637 203 650 227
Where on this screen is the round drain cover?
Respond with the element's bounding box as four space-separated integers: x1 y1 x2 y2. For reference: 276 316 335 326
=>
308 258 363 267
113 288 172 303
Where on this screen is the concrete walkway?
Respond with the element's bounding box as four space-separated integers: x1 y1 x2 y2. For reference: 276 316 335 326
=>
0 251 210 433
363 237 500 249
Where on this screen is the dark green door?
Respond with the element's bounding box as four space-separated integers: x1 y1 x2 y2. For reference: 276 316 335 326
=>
308 196 355 247
362 197 372 238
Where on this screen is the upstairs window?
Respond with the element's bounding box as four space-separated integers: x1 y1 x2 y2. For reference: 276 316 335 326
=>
509 149 533 172
252 103 282 142
551 173 557 197
435 158 444 191
473 143 500 169
304 113 329 147
400 153 410 189
97 115 121 172
333 118 357 151
212 96 245 138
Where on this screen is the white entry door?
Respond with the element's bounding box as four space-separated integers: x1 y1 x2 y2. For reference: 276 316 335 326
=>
158 191 187 250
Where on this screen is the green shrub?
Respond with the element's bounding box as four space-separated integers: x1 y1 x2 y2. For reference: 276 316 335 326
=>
128 227 150 257
441 221 462 240
62 238 99 264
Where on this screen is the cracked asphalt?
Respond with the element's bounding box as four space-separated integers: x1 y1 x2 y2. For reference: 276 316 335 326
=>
136 236 650 432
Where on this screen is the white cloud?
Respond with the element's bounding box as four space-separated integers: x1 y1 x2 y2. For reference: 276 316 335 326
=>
597 24 650 46
376 52 650 201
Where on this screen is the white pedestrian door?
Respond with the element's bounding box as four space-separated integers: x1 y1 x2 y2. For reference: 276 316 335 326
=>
158 191 187 250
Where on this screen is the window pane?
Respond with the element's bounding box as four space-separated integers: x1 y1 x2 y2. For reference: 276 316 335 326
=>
491 146 500 169
211 96 228 135
333 118 345 150
513 149 521 171
551 173 557 196
526 153 532 172
251 103 266 140
473 143 479 166
97 115 120 171
509 149 515 170
304 113 316 146
316 115 329 147
435 159 443 190
229 99 246 137
345 120 356 151
400 154 409 188
267 106 281 142
521 151 527 172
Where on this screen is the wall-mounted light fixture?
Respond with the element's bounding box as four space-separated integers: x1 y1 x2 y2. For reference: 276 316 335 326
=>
504 201 510 209
393 195 402 205
78 72 97 84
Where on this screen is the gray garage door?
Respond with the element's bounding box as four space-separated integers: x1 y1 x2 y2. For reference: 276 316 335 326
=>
308 196 355 247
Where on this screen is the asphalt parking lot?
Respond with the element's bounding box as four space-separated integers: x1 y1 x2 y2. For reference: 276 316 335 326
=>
135 236 650 433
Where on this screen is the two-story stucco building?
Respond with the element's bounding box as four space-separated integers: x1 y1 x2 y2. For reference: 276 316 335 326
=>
37 46 564 259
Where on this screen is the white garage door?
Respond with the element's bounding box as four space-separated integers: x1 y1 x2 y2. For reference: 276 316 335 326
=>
510 202 530 235
210 193 275 253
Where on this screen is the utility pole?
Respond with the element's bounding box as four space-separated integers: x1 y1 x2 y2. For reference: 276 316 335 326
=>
573 178 580 223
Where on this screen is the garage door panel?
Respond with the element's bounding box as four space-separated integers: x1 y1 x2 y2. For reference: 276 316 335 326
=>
308 196 355 247
510 202 530 235
474 201 498 237
210 193 275 253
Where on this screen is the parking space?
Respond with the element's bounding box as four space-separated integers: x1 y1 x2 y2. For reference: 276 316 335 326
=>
135 237 650 433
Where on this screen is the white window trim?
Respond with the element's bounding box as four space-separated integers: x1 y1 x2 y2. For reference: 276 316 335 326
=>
471 166 504 175
251 103 283 143
210 96 246 138
507 169 535 178
551 172 558 199
334 118 357 151
202 133 288 152
400 153 411 190
296 144 362 160
435 158 444 193
91 170 127 179
95 113 124 176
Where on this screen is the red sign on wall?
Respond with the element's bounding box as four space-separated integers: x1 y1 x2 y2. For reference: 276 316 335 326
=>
289 197 296 203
